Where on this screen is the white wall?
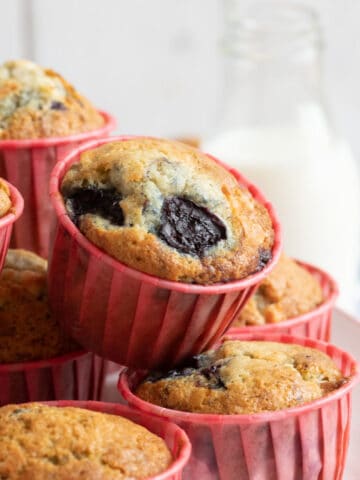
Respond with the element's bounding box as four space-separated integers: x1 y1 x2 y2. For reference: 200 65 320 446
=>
1 0 360 158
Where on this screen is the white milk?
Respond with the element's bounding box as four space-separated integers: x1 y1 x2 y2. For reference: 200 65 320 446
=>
203 106 360 310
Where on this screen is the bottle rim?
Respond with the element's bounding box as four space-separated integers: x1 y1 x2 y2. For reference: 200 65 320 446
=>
222 1 323 60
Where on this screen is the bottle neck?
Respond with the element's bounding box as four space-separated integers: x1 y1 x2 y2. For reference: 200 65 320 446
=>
217 2 329 131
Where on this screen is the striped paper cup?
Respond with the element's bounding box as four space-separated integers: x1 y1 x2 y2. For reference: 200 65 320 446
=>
0 111 116 257
119 332 359 480
0 351 113 406
48 136 282 369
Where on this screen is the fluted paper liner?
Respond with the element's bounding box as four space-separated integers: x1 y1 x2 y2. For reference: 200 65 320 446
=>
0 351 114 405
0 112 116 257
229 261 338 341
0 179 24 271
119 333 359 480
48 136 282 369
43 400 191 480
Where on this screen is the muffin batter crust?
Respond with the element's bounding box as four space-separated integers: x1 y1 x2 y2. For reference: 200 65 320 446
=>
61 138 274 284
0 403 172 479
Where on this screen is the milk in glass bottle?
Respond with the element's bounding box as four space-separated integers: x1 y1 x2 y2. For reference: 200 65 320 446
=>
203 1 360 310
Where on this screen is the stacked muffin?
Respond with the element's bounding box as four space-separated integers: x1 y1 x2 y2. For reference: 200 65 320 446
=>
0 249 78 364
0 59 115 257
0 403 174 479
0 59 104 139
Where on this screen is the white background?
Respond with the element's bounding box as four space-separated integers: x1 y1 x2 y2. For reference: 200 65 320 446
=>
1 0 360 160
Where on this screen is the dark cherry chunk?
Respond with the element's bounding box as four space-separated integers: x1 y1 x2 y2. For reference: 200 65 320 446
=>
50 101 67 111
159 196 227 256
255 248 272 272
65 186 124 226
200 364 227 390
145 356 227 390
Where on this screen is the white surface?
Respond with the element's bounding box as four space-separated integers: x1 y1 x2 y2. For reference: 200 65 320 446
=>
104 309 360 479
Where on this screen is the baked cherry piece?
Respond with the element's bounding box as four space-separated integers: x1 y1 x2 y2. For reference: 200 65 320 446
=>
65 186 124 227
159 196 227 256
145 355 227 390
50 101 67 111
256 248 273 271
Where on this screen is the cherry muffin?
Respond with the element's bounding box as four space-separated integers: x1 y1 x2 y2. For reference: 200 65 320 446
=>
0 249 107 405
49 136 281 368
136 339 345 414
0 403 173 479
120 334 358 479
233 254 323 326
0 249 78 363
0 59 104 139
61 138 274 284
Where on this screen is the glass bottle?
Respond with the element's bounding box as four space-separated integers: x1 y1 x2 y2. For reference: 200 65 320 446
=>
203 1 360 310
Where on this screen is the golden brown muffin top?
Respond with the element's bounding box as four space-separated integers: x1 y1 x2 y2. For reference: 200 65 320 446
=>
0 249 78 363
61 138 274 284
136 340 345 414
0 403 172 479
0 179 11 217
233 254 324 326
0 59 104 139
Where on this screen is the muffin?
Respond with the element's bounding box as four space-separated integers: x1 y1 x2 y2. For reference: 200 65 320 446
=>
0 59 104 139
0 179 11 217
233 253 324 326
61 137 274 284
121 334 358 479
136 339 346 414
0 249 78 363
0 403 172 479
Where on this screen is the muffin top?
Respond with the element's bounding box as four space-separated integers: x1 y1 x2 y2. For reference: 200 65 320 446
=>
0 249 78 363
0 59 104 139
0 179 11 217
61 138 274 284
136 340 345 414
0 403 172 479
233 254 324 326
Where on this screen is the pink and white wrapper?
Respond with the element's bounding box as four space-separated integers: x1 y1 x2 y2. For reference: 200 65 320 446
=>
48 136 282 369
229 261 338 341
0 112 116 258
0 179 24 271
44 400 191 480
119 333 359 480
0 351 114 406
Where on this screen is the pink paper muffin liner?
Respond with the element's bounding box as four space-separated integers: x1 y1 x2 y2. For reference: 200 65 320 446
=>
229 261 338 341
0 179 24 271
0 351 114 406
0 111 116 258
48 135 282 369
119 333 359 480
44 400 191 480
